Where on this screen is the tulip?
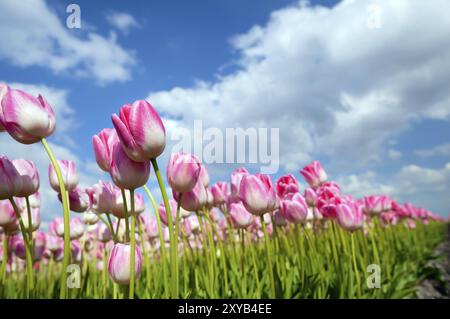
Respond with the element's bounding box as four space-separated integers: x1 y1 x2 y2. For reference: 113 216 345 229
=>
0 88 56 144
55 217 84 240
0 84 8 132
183 215 201 235
48 160 78 192
211 182 228 206
112 100 166 162
28 192 41 208
0 156 21 200
276 174 299 198
336 202 364 232
58 187 89 213
166 152 201 193
316 187 341 219
273 210 287 227
109 143 150 190
199 165 210 187
11 159 39 197
229 202 254 229
139 215 159 239
363 195 385 216
96 223 112 243
110 189 145 219
230 167 249 201
92 128 118 172
21 207 40 232
300 160 327 189
71 240 82 263
239 174 277 216
158 199 179 226
304 188 317 207
280 193 309 224
89 181 116 214
174 180 208 212
83 211 100 225
34 231 46 261
0 199 16 226
134 193 145 214
46 234 63 252
108 243 142 285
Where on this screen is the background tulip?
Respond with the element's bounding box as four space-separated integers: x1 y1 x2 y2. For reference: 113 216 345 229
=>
363 195 384 216
21 207 40 232
0 89 56 144
112 100 166 161
166 152 201 192
230 167 248 201
276 174 299 198
58 187 89 213
280 193 309 224
0 199 17 226
229 202 254 229
300 160 327 189
89 181 115 214
158 199 179 226
336 202 364 232
48 160 78 192
0 156 21 199
211 182 228 206
239 174 277 216
174 180 208 212
92 128 118 172
109 143 150 190
108 243 142 285
83 211 100 225
304 188 317 207
11 159 39 197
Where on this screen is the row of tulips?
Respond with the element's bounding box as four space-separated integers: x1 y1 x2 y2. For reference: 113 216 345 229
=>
0 83 447 299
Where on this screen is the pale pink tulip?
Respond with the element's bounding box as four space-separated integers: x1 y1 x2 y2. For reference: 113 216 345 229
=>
166 152 201 193
11 159 39 197
0 156 21 199
108 243 142 285
92 128 119 172
300 160 327 189
239 174 277 216
336 202 365 232
48 160 78 192
229 202 254 229
280 192 309 224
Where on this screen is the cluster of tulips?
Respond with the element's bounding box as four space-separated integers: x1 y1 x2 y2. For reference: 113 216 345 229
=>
0 83 447 299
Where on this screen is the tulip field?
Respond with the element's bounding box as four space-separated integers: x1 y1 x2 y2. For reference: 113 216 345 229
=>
0 84 448 299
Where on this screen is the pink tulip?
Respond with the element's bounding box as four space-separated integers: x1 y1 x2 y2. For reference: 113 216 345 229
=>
58 187 89 213
229 202 254 229
336 202 364 232
11 159 39 197
134 193 145 214
111 100 166 161
230 167 249 201
0 199 16 226
199 165 210 187
363 195 384 216
110 189 145 218
92 128 119 172
406 219 416 229
174 179 208 212
0 156 21 199
211 182 228 206
0 84 8 132
183 215 201 235
89 181 116 214
239 174 277 216
304 188 317 207
21 207 40 232
34 231 46 261
48 160 78 192
46 234 63 252
280 192 309 224
300 160 327 189
96 223 112 243
273 210 287 227
316 186 341 219
276 174 299 198
166 152 201 193
0 88 56 144
109 143 150 190
55 217 84 240
28 192 41 208
381 212 398 226
158 199 179 226
139 215 159 239
108 243 142 285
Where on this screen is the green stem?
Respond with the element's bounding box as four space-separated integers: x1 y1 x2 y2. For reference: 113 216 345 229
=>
104 213 119 243
121 189 130 242
143 185 169 298
1 235 8 283
260 215 276 298
150 158 176 298
173 193 182 298
41 138 71 299
351 232 362 297
129 189 136 299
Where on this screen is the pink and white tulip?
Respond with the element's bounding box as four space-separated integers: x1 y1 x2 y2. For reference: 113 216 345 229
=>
276 174 299 198
0 156 21 200
108 243 142 285
300 160 327 189
336 202 365 232
58 187 89 213
280 193 309 224
166 152 201 193
11 159 39 197
229 202 254 229
239 174 277 216
92 128 119 172
48 160 78 192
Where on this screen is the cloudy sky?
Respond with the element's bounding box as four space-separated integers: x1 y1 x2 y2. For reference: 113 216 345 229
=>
1 0 449 226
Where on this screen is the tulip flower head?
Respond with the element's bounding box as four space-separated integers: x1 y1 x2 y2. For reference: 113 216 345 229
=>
229 202 254 229
300 161 327 189
112 100 166 162
0 88 56 144
336 202 365 232
230 167 249 201
58 187 89 213
280 192 309 224
166 152 201 193
276 174 299 198
0 199 16 226
11 159 39 197
92 128 119 172
48 160 79 192
0 156 22 200
108 243 142 285
239 174 277 216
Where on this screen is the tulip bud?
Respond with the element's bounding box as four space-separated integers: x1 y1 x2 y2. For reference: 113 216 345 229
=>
211 182 228 206
0 156 22 200
336 202 364 232
0 199 17 226
11 159 39 197
55 217 84 240
158 199 178 226
28 192 41 208
230 167 249 201
83 211 100 225
58 187 89 213
108 243 142 285
174 180 208 212
21 207 40 232
300 160 327 189
109 143 150 190
0 89 56 144
239 174 277 216
280 193 309 224
229 202 254 229
363 195 384 216
199 165 210 187
48 160 79 192
166 152 201 193
304 188 317 207
276 174 299 198
111 100 166 161
92 128 119 172
89 181 116 214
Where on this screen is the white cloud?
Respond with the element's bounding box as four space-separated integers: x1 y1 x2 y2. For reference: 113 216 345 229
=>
0 0 135 85
106 12 140 34
414 143 450 158
147 0 450 174
387 149 402 160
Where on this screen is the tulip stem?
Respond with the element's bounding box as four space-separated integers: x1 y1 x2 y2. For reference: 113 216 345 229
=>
8 197 34 297
105 213 119 243
121 189 130 242
25 197 34 248
129 189 136 299
1 235 8 283
40 137 71 299
150 158 176 298
260 215 276 298
351 232 362 297
173 193 182 298
143 185 169 298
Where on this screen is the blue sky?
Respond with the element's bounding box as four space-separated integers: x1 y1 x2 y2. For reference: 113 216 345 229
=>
1 0 449 224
